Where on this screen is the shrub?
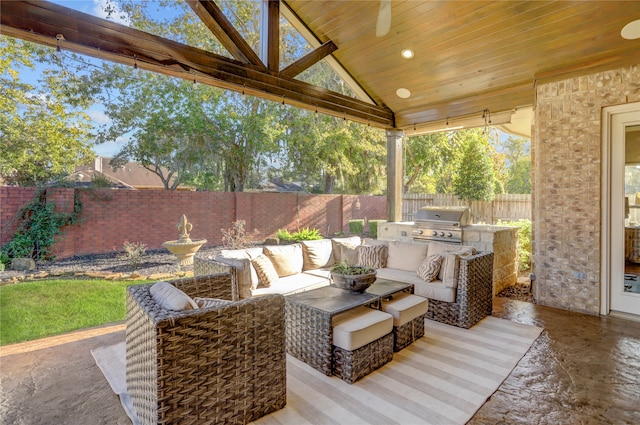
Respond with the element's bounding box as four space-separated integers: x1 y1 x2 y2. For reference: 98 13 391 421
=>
277 227 322 242
497 219 532 272
348 219 365 235
221 220 260 249
0 188 81 262
368 220 386 238
119 241 147 269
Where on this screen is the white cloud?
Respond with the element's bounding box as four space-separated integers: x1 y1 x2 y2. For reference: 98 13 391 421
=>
92 0 131 26
87 109 111 124
115 135 131 144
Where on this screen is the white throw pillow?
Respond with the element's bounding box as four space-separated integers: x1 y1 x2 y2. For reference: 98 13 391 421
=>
149 281 199 311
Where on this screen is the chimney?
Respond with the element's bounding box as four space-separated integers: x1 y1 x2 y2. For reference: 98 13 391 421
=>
95 156 102 173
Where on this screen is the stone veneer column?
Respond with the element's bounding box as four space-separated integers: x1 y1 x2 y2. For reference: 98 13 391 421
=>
386 130 404 222
533 65 640 315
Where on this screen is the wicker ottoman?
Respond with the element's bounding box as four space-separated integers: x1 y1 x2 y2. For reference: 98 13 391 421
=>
382 293 429 351
332 306 394 384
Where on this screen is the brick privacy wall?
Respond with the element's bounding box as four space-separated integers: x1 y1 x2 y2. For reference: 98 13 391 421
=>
533 65 640 315
0 187 386 259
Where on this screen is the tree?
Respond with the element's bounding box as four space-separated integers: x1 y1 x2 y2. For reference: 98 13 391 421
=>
0 37 95 186
453 130 496 202
502 136 531 193
404 132 466 194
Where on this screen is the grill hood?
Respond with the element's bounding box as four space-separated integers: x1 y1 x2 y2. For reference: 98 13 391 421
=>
414 206 472 227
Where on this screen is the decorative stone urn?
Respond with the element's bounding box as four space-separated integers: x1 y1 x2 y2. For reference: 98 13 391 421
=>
162 215 207 266
330 265 377 293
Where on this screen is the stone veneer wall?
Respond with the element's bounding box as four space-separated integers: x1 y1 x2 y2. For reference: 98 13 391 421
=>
533 65 640 315
463 226 518 295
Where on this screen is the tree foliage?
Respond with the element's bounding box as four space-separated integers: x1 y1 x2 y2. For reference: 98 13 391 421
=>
453 130 496 202
0 37 95 186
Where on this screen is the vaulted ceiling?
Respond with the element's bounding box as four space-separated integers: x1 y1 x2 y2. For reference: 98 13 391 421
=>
2 1 639 134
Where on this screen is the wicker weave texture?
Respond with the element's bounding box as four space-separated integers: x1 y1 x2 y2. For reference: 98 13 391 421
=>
285 302 333 375
332 333 394 384
126 274 286 425
393 314 426 351
425 251 494 329
193 257 239 300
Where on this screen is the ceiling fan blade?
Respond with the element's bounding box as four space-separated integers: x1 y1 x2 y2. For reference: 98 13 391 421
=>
376 0 392 37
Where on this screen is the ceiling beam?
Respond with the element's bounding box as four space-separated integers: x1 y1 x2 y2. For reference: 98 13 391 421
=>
280 40 337 78
184 0 265 69
280 0 375 105
263 0 280 72
0 1 394 128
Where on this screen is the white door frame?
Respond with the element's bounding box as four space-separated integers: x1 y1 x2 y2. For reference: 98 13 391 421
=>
601 102 640 316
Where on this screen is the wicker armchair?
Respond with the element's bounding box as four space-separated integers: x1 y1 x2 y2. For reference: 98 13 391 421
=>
126 274 286 425
425 251 494 329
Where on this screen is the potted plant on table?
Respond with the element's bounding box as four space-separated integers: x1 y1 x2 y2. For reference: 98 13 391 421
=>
330 261 377 293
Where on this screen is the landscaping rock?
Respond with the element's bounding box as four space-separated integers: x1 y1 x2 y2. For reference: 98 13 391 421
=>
11 258 35 271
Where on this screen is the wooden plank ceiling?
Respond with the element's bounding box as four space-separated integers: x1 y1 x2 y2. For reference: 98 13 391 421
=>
2 1 639 132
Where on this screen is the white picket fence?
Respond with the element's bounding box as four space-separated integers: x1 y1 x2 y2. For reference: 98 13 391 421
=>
402 193 531 224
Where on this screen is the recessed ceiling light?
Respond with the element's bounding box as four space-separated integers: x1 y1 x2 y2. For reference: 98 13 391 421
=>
401 49 414 59
621 19 640 40
396 88 411 98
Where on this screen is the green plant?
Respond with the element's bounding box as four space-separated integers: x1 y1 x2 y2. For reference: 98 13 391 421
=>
277 228 294 241
368 220 386 238
331 261 374 275
118 241 147 269
348 219 365 235
497 219 532 272
221 220 259 249
277 227 322 241
0 188 82 262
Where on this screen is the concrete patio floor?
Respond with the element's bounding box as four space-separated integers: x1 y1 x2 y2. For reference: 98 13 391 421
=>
1 297 639 425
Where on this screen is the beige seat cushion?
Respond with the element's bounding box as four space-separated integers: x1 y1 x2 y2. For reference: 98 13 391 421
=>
301 239 335 270
386 241 428 272
149 281 199 311
263 244 304 277
382 293 429 327
332 307 393 351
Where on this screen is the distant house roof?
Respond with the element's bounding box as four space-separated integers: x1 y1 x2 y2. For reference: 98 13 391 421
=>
261 177 306 193
70 157 193 190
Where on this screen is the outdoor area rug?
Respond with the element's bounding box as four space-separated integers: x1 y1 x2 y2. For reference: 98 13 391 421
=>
92 316 542 425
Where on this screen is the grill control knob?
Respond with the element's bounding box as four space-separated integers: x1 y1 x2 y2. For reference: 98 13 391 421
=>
416 230 423 235
447 232 453 237
439 232 445 236
432 231 438 236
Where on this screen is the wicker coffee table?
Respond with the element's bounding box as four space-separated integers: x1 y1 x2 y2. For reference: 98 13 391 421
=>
284 280 413 375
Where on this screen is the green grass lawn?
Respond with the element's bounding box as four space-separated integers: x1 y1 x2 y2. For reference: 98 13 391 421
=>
0 278 147 346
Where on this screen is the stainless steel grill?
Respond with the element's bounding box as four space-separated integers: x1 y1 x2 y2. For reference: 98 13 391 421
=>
411 206 472 244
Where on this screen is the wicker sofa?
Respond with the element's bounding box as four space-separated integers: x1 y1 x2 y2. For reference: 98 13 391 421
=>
195 239 494 329
125 274 286 425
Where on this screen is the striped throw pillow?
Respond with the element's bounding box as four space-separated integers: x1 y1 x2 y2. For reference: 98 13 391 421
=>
417 255 443 282
356 245 388 269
